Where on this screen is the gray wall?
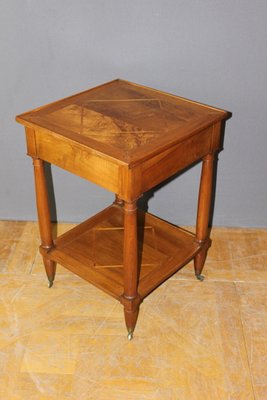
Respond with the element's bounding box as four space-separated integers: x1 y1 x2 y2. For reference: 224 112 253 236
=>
1 0 267 227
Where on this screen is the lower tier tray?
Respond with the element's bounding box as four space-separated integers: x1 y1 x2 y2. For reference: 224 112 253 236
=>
42 204 201 299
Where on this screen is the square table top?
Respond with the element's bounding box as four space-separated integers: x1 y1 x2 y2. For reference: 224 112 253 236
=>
16 79 229 165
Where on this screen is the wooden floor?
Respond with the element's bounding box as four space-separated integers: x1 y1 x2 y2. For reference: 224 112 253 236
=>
0 220 267 399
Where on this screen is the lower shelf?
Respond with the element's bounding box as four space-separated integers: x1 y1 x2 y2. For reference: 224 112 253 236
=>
43 204 201 299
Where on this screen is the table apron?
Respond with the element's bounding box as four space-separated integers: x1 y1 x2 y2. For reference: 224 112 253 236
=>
120 124 218 200
28 127 121 194
25 123 221 200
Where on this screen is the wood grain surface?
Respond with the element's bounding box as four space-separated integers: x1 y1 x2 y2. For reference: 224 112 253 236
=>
16 79 230 165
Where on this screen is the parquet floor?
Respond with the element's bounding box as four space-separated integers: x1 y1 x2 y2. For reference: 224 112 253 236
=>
0 220 267 399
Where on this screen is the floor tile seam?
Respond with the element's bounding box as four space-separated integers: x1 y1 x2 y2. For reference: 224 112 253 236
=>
211 281 240 396
233 281 257 400
2 336 30 395
6 237 39 273
170 277 267 283
88 301 119 338
29 248 40 275
0 319 61 351
230 252 267 261
233 280 267 285
169 277 266 283
4 241 17 271
205 258 236 263
0 333 31 353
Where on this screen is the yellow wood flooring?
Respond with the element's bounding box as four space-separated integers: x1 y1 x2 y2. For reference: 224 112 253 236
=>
0 221 266 399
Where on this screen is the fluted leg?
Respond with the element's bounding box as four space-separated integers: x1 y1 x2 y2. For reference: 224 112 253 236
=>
33 158 56 287
194 154 215 280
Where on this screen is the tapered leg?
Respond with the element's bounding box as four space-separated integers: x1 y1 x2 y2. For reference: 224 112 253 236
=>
121 200 141 339
194 154 215 280
33 158 56 287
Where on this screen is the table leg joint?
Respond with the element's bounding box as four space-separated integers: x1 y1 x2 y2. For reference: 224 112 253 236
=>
120 293 142 309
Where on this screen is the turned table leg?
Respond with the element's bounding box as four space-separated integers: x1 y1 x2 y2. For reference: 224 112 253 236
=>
194 153 215 281
121 200 141 340
114 194 124 206
32 158 56 287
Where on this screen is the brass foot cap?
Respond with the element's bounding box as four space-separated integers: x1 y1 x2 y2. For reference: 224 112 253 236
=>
196 274 205 282
48 280 54 288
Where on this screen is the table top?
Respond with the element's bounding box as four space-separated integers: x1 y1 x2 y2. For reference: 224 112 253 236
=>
16 79 229 165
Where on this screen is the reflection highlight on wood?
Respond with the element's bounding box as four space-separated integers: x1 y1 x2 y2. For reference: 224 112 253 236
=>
0 220 267 399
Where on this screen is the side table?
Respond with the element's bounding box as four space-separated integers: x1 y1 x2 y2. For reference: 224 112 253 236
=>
16 79 230 339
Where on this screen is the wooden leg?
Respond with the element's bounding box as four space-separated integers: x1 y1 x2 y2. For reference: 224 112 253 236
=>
121 200 140 339
194 154 215 280
114 194 124 206
33 158 56 287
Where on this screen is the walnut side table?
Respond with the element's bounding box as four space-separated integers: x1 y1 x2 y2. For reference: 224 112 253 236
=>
16 79 230 339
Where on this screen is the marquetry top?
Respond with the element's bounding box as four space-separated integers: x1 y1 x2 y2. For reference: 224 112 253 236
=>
16 79 229 165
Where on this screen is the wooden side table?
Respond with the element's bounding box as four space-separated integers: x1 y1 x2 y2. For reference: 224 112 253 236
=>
16 79 230 339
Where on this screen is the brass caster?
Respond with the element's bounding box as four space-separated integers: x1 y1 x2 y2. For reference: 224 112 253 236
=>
196 274 205 282
127 331 133 341
48 279 54 288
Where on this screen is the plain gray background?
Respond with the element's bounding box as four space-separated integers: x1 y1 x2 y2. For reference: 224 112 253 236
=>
1 0 267 227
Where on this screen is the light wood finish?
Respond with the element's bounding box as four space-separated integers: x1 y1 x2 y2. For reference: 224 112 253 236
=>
1 221 267 399
16 79 230 335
